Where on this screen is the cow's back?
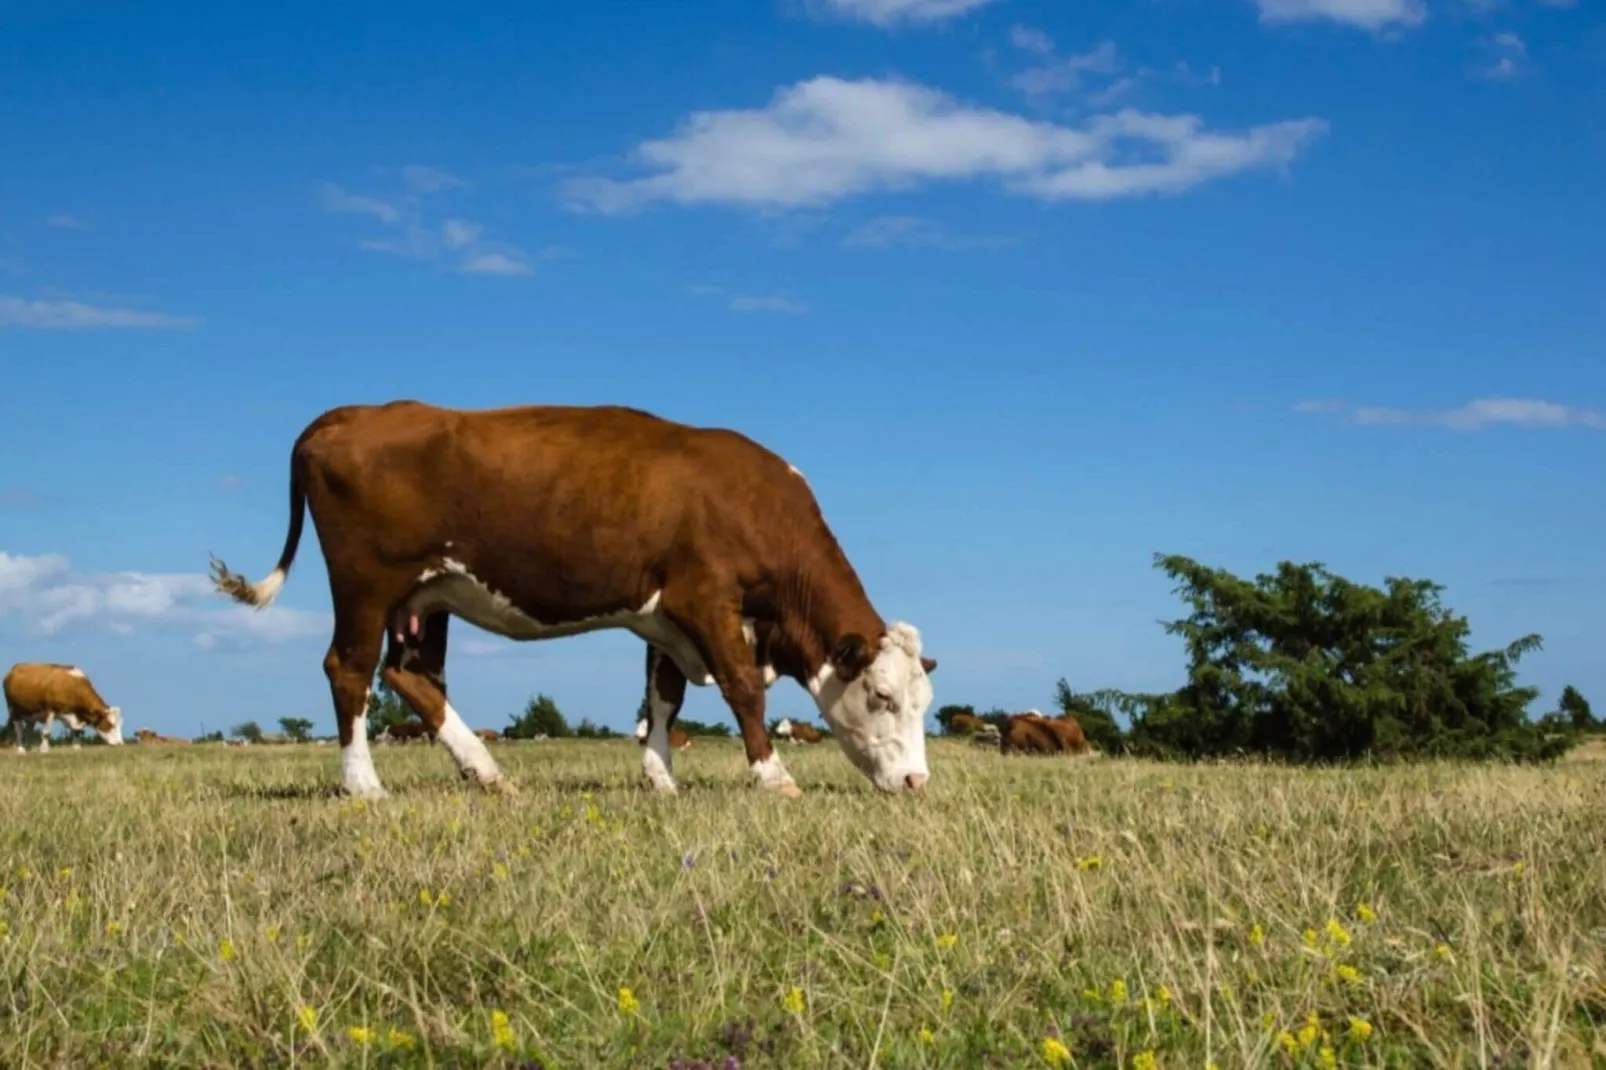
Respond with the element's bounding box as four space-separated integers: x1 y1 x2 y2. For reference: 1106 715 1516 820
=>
4 663 106 716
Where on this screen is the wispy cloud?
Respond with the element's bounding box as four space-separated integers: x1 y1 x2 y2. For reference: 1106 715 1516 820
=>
843 215 1015 250
45 213 88 231
320 176 542 278
1474 32 1532 80
809 0 1006 28
0 296 198 330
691 285 810 315
1297 397 1606 430
401 165 466 193
1291 398 1346 413
1008 24 1054 54
1011 40 1123 100
1254 0 1426 31
0 549 327 647
564 77 1326 213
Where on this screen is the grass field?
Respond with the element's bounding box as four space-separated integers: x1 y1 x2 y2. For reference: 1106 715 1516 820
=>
2 738 1604 1069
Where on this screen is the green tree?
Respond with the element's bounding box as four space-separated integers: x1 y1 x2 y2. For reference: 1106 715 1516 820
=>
574 717 622 739
677 717 732 737
195 730 224 744
1558 685 1595 732
934 704 977 735
279 717 314 742
1125 553 1566 763
506 693 570 739
231 720 263 743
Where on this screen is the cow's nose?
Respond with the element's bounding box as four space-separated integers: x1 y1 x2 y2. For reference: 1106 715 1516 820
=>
904 772 928 792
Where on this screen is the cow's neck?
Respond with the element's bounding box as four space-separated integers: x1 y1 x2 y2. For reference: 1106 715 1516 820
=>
773 569 885 694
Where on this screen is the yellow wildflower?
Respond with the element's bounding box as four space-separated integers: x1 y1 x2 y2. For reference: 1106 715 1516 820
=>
1435 943 1452 960
296 932 311 951
1512 861 1525 878
941 989 954 1013
1110 978 1127 1006
1248 923 1265 947
1335 964 1362 985
1325 918 1352 948
874 952 892 970
781 987 806 1015
936 931 958 951
1083 987 1103 1002
264 924 281 944
918 1026 935 1045
347 1026 375 1046
492 862 509 881
1303 928 1319 950
1356 902 1377 924
1347 1017 1374 1042
1317 1045 1337 1069
219 938 236 962
0 920 11 938
58 867 72 880
870 909 885 926
1278 1032 1299 1056
1041 1036 1073 1066
106 921 123 937
1157 985 1172 1008
296 1006 319 1034
1077 856 1104 871
617 987 640 1015
384 1027 417 1051
1262 1012 1277 1031
490 1009 514 1050
1298 1021 1320 1048
1133 1051 1158 1070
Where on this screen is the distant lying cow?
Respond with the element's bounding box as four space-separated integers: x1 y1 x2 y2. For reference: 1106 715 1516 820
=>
946 712 994 737
774 717 824 744
3 662 126 752
1000 711 1090 756
207 400 938 800
474 727 499 742
635 718 692 750
377 720 433 744
134 728 190 746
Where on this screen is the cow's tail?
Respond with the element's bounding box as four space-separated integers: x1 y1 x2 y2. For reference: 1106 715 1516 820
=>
209 443 308 609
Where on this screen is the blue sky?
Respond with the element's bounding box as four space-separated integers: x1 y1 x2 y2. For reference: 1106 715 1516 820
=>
2 0 1602 740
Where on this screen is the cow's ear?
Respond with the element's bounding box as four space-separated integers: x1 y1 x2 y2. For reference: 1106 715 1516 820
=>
831 633 875 682
920 656 937 675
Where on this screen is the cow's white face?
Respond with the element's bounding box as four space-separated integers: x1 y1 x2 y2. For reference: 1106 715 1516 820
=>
100 706 125 746
812 622 935 794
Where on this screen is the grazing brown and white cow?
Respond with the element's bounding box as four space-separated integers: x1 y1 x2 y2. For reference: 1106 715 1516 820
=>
946 712 993 737
774 717 824 744
473 727 499 743
377 720 433 744
3 662 126 752
635 718 692 750
208 401 938 800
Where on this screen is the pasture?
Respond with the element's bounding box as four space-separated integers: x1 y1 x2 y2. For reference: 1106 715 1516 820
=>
2 739 1603 1068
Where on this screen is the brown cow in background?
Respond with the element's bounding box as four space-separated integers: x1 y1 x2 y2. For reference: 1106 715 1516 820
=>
999 710 1090 756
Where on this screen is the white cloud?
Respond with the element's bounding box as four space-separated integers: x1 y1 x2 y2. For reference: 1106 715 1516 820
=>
1012 41 1123 99
1254 0 1426 30
0 296 198 330
813 0 1006 27
402 165 466 193
45 213 88 231
691 285 810 314
319 183 401 223
843 215 1013 249
456 252 533 276
1301 398 1606 430
1474 32 1531 80
564 77 1326 213
441 219 484 249
0 549 328 645
1009 24 1054 54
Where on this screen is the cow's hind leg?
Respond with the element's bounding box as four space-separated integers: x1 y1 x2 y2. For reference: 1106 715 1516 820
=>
382 611 515 795
641 644 686 795
323 604 388 799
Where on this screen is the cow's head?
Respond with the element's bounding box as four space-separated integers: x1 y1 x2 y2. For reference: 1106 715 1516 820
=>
812 622 936 794
98 705 125 746
774 718 793 738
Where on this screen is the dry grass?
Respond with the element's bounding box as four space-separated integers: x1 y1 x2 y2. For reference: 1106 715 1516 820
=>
2 739 1604 1068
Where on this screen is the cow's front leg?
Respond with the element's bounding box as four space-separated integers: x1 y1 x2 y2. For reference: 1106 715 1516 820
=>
668 598 798 797
37 712 53 753
641 645 685 795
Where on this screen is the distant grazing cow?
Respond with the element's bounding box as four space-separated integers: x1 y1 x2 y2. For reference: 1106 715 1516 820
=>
635 718 692 750
774 717 824 744
3 662 126 752
474 727 499 742
134 728 190 746
207 400 938 800
999 711 1090 756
